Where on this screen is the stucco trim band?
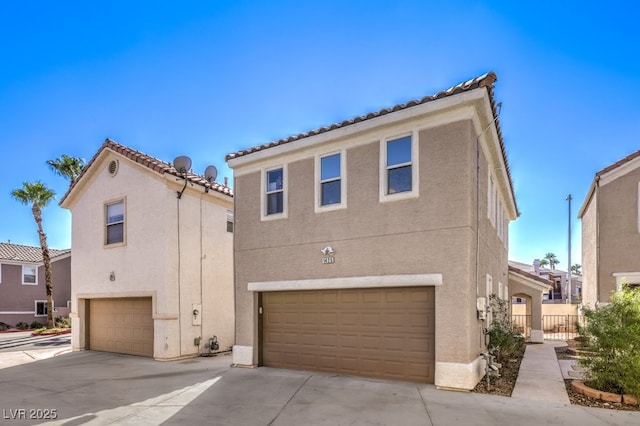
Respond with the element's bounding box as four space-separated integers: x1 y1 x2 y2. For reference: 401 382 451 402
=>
247 274 443 292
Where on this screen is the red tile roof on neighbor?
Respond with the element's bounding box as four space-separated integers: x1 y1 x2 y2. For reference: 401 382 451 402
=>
0 242 70 263
226 71 517 214
60 139 233 205
595 148 640 178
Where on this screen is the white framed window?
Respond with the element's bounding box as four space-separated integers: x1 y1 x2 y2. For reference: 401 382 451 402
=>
488 172 496 226
486 274 493 297
227 209 234 233
105 200 125 245
22 265 37 285
380 132 419 202
262 166 287 220
315 151 346 212
35 300 50 317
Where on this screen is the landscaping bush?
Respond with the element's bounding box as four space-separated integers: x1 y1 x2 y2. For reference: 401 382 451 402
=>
30 321 44 329
15 322 29 330
55 316 71 328
487 294 525 362
0 322 10 331
578 284 640 397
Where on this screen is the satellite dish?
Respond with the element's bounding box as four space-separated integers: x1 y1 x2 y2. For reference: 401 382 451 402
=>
204 165 218 183
173 156 192 174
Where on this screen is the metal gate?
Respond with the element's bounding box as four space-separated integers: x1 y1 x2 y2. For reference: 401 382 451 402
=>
511 314 585 341
542 315 584 340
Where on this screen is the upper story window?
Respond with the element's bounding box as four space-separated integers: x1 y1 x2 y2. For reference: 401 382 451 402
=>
387 136 412 194
266 168 284 215
380 133 418 202
227 209 234 233
320 153 341 206
106 200 125 245
263 166 287 219
22 265 37 285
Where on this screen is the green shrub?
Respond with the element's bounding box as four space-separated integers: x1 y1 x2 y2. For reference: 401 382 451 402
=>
0 322 10 331
487 294 525 362
578 284 640 397
30 321 44 329
15 322 29 330
55 316 71 328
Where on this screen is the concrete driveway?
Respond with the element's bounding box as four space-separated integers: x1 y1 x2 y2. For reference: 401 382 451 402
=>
0 351 638 425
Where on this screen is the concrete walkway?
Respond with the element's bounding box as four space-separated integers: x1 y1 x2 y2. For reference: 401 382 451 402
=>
512 341 570 404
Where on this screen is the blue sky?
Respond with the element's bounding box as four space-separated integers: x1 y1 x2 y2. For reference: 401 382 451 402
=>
1 1 639 271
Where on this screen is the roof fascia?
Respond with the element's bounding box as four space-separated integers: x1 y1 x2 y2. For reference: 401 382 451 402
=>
228 89 486 170
509 269 552 292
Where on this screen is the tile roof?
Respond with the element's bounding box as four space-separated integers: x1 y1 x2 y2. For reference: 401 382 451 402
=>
60 139 233 205
0 242 70 263
508 264 554 287
225 71 517 214
595 149 640 178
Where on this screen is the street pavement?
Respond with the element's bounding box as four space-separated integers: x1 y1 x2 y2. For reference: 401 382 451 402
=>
0 342 639 425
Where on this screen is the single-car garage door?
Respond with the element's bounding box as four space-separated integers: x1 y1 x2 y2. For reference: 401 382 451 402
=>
89 297 154 357
262 287 435 383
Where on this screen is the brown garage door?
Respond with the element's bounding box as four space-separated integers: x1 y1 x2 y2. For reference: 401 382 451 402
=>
89 297 154 357
262 287 435 383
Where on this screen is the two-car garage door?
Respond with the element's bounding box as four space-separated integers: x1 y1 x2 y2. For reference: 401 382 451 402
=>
262 287 435 383
89 297 154 357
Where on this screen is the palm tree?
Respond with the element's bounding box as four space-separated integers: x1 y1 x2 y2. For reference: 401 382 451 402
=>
571 264 582 275
544 252 559 270
539 258 549 268
46 154 85 188
12 181 56 328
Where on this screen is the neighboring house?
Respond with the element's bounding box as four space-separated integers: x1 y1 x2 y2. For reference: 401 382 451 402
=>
579 149 640 307
509 259 582 303
0 242 71 327
508 261 553 343
226 72 518 390
59 139 234 359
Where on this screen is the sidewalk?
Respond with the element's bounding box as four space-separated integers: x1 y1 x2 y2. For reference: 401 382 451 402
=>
511 341 570 403
0 346 71 369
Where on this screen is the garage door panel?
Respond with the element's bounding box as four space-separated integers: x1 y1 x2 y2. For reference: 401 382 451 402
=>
89 298 153 357
263 287 435 383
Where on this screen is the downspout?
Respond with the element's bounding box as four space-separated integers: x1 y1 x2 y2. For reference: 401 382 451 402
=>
176 196 182 357
475 101 502 347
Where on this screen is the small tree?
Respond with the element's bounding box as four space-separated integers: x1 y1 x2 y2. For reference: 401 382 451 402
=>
46 154 85 188
544 252 559 270
571 264 582 275
578 284 640 397
486 294 525 363
11 181 56 328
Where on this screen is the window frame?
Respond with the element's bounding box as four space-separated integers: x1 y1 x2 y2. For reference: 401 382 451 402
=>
35 300 50 317
261 165 288 220
226 209 234 233
315 150 346 212
105 198 126 247
379 131 419 202
22 265 38 285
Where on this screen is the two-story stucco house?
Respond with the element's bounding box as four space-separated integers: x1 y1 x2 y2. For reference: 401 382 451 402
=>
226 72 518 390
579 149 640 307
0 242 71 327
60 139 234 359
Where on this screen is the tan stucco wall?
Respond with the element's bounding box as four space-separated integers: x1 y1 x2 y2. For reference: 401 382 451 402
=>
512 303 578 316
232 99 512 390
65 152 234 359
581 191 598 308
597 169 640 303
